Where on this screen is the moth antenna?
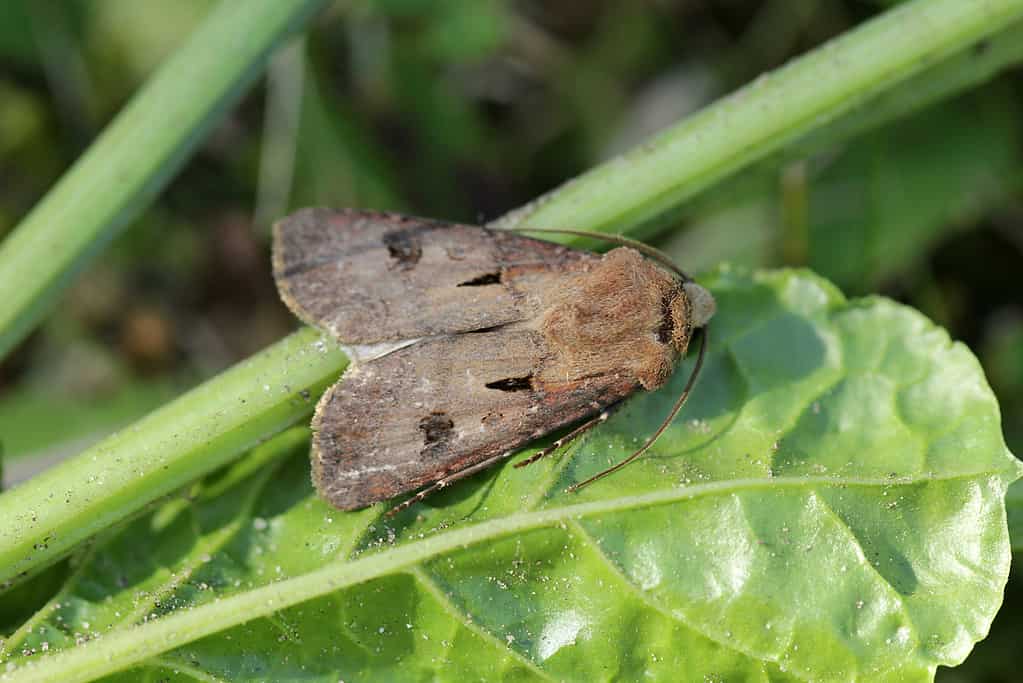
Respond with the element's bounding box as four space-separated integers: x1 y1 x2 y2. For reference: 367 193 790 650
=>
500 226 692 282
566 326 709 494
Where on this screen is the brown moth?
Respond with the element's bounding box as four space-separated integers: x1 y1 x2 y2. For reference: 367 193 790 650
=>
272 208 715 514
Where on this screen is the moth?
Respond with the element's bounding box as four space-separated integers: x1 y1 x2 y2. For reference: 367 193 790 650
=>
272 208 715 515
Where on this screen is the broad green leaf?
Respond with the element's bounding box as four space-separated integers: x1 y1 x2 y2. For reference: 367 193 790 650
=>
1 268 1018 683
933 569 1023 682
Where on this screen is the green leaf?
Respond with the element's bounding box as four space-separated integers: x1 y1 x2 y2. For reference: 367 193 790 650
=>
932 571 1023 682
2 268 1018 682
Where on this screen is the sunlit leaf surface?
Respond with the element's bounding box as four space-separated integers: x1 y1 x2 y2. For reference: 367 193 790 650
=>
3 268 1019 682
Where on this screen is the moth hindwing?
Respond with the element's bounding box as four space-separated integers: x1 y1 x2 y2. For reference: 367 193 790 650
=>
272 208 714 511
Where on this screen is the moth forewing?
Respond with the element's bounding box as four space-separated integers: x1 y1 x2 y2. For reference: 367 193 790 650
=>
271 209 715 512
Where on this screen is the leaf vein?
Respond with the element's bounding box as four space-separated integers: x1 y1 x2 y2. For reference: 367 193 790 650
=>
408 565 556 681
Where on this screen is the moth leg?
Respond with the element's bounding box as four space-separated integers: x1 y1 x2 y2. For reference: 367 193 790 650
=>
385 450 515 517
514 401 623 469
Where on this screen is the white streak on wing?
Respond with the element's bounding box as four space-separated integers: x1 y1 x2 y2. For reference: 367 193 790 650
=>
340 338 423 363
332 463 400 479
330 458 426 481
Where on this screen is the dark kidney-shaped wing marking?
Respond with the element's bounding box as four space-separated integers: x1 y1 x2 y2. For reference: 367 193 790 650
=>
272 208 595 343
311 328 639 510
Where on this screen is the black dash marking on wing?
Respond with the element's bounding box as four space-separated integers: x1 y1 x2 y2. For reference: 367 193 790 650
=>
457 272 502 287
485 375 533 392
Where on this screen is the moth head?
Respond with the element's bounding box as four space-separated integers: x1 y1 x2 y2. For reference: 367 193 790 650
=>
683 282 715 329
666 281 716 355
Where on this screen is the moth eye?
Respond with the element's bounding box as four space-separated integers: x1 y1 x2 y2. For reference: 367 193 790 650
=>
485 374 533 392
457 271 502 287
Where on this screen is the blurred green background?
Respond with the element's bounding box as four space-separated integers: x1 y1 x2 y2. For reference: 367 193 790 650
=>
0 1 1020 679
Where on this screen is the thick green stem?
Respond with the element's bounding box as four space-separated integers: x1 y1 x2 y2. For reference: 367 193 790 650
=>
0 328 345 587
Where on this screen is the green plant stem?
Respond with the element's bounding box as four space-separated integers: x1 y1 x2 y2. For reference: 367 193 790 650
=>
0 0 329 360
494 0 1023 236
0 328 345 587
2 0 1023 590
